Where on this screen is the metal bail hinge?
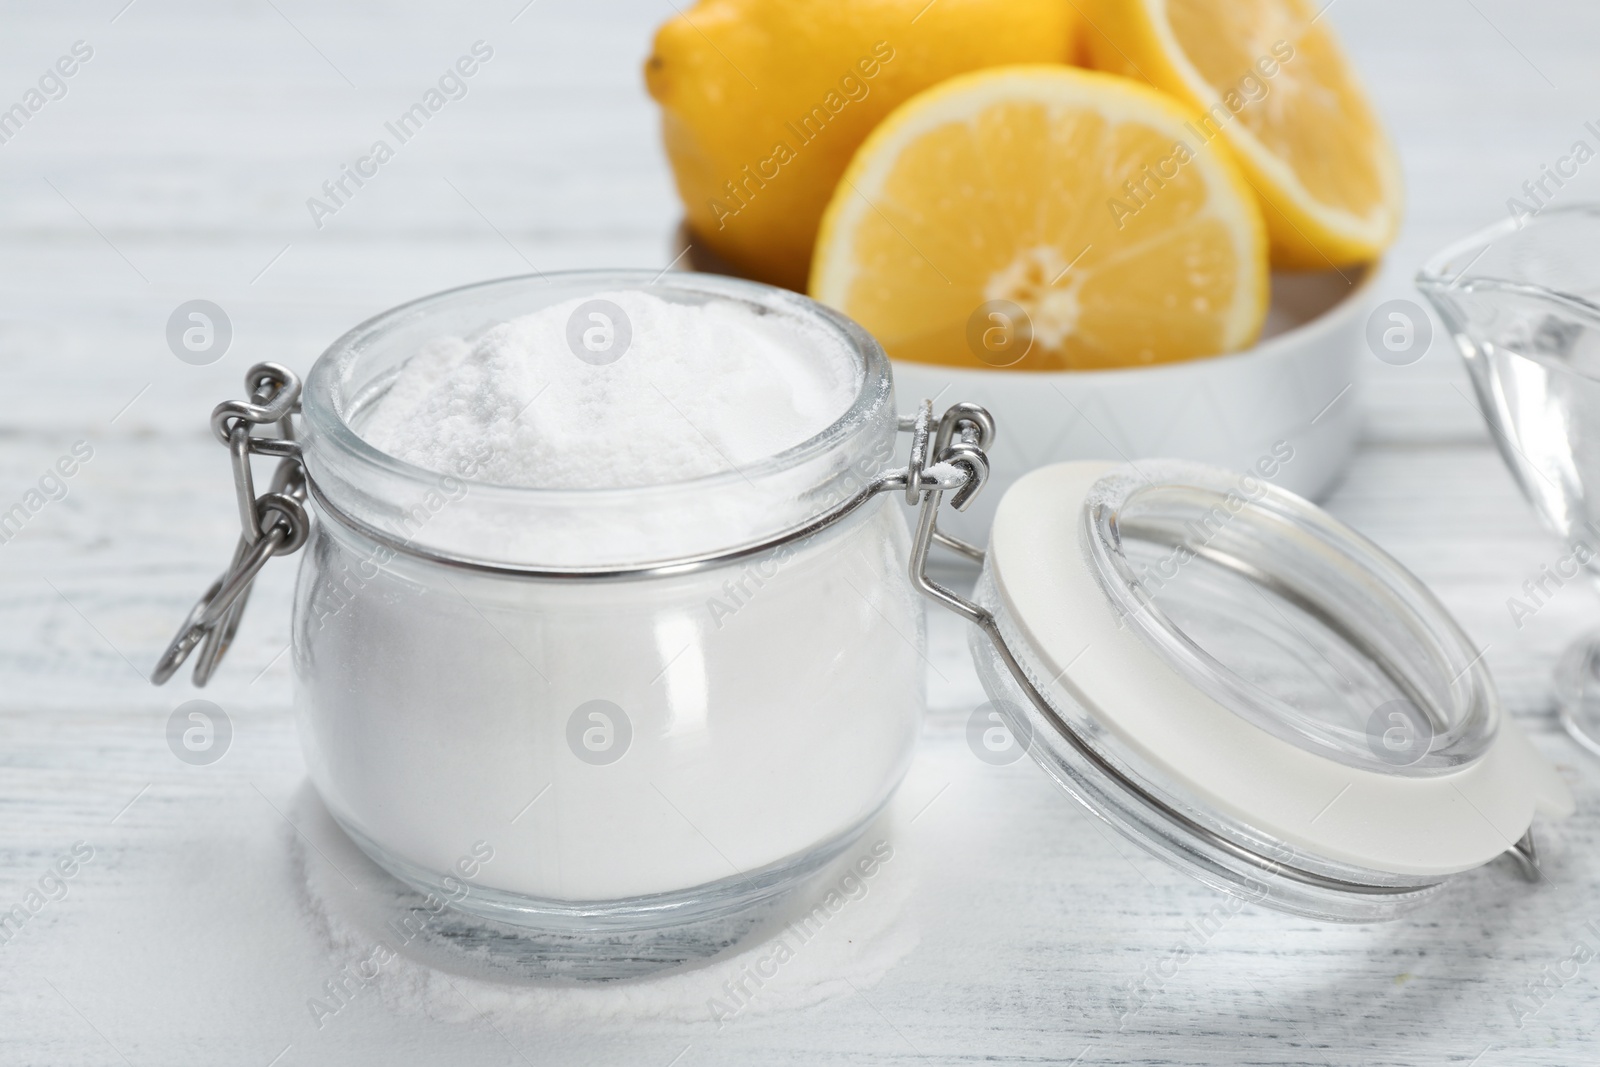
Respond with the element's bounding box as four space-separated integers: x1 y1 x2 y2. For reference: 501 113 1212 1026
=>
898 401 995 623
152 362 311 687
1504 828 1543 883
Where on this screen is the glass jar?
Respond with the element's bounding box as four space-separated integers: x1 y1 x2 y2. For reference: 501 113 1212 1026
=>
153 270 1572 945
287 271 922 929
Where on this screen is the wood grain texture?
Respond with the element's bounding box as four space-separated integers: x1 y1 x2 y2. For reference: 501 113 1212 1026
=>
2 0 1599 1064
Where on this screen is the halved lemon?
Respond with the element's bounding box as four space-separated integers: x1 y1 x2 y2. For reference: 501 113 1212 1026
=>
1082 0 1402 269
809 65 1268 371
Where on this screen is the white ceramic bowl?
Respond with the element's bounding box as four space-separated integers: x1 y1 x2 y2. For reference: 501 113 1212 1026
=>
678 228 1375 545
891 267 1376 544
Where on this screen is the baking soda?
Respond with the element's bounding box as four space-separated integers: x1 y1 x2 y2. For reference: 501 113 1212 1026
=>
359 289 858 488
305 285 923 905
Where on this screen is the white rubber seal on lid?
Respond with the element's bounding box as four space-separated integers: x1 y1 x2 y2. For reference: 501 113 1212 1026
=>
986 460 1573 878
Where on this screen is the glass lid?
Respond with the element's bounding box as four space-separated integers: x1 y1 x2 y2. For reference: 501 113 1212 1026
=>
1080 461 1498 775
945 456 1572 923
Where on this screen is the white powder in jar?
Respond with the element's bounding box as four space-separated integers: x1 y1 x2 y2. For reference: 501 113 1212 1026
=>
359 289 859 488
304 284 924 906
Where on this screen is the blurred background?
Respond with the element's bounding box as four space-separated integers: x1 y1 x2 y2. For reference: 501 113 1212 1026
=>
3 0 1598 708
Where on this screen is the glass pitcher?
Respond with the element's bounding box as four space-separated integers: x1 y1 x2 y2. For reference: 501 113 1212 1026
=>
1419 203 1600 756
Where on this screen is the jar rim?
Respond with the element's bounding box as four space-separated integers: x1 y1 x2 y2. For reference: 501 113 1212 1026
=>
300 268 893 501
297 270 901 571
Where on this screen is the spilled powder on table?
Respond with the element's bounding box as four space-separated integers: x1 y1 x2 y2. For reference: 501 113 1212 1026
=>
286 784 920 1032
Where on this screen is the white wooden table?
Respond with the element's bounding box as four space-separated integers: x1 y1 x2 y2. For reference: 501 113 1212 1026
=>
3 1 1599 1063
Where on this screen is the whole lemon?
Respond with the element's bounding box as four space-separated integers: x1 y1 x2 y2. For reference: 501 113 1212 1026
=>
645 0 1079 291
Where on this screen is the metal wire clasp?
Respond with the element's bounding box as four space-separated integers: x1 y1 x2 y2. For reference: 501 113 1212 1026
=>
898 401 997 625
152 362 311 687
